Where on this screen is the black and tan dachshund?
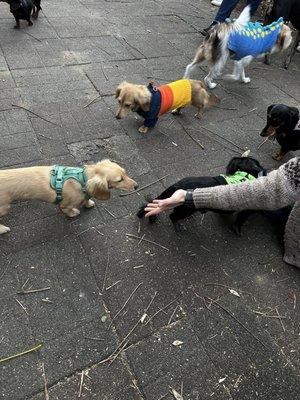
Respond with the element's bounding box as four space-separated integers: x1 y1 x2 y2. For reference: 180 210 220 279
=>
260 104 300 160
0 0 41 28
137 156 291 235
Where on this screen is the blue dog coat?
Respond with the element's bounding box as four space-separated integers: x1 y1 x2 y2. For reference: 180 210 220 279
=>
228 18 284 60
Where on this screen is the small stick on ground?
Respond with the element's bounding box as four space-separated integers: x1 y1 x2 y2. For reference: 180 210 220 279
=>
215 106 237 111
12 104 60 127
102 248 110 293
41 362 49 400
183 128 205 149
0 258 12 282
137 234 145 246
0 343 43 364
22 278 30 290
41 299 53 304
83 94 101 109
257 135 274 150
145 295 180 325
168 305 179 325
0 337 4 344
253 310 286 319
205 283 252 295
201 126 246 151
119 175 169 197
17 287 51 295
144 291 158 316
275 307 286 332
23 31 41 42
37 132 53 140
205 296 268 348
15 298 28 315
108 282 143 329
102 207 116 218
78 371 84 398
106 280 121 291
84 336 104 342
126 233 169 251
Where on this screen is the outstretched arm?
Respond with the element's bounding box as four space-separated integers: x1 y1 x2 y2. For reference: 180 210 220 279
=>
145 158 300 217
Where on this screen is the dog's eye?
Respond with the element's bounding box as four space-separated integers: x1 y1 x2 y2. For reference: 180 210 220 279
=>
125 104 131 108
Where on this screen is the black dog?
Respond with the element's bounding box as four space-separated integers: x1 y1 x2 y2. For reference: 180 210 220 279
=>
0 0 41 28
260 104 300 160
137 157 269 233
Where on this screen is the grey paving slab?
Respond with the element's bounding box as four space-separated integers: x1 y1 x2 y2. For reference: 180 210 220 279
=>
0 0 299 398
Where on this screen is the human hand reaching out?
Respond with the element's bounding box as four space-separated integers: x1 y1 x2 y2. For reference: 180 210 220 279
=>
144 189 187 217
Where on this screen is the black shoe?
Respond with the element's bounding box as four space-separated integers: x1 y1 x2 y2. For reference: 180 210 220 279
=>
200 21 218 36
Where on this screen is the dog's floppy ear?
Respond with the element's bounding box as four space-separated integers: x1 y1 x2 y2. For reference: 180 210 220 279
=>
115 81 128 98
267 104 276 115
134 86 150 111
87 176 110 200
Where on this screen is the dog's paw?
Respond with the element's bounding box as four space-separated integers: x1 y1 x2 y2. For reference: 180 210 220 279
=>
85 199 95 208
138 125 148 134
242 77 251 84
67 208 80 218
206 81 217 89
0 225 10 235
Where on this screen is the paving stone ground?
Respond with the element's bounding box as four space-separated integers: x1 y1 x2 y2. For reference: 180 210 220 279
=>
0 1 299 399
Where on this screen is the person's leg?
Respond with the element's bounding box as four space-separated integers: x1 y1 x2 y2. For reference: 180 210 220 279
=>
214 0 240 22
246 0 262 16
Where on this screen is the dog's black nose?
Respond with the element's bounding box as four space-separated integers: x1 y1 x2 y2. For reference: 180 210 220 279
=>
134 184 139 190
116 115 121 119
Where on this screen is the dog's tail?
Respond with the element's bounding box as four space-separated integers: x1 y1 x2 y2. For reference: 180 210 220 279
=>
233 5 251 31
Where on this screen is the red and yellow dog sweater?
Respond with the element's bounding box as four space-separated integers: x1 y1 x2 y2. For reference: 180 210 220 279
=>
137 80 192 128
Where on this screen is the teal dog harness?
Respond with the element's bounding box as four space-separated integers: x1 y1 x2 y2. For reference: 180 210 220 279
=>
221 171 256 185
50 166 90 204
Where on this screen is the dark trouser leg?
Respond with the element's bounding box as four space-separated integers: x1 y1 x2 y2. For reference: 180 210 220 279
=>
214 0 262 22
14 18 20 29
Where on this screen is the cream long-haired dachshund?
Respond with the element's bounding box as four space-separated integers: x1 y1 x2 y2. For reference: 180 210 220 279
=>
0 159 138 234
115 79 219 133
184 6 292 89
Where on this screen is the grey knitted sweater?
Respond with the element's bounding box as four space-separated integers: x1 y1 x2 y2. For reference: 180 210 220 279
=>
193 157 300 210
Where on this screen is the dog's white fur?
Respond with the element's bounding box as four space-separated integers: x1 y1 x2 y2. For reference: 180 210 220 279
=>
0 159 138 234
184 6 292 89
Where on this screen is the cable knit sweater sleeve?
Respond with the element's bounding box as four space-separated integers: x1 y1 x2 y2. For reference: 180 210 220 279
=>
193 157 300 211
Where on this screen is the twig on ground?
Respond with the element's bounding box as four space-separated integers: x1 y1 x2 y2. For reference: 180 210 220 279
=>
119 174 169 197
183 127 205 149
36 132 53 140
0 343 43 364
84 336 104 342
168 305 179 325
41 362 49 400
102 248 110 293
78 371 84 398
17 287 51 295
15 298 28 315
201 126 246 151
181 380 184 398
133 264 144 269
83 95 101 109
205 296 268 348
215 106 237 111
142 291 158 321
145 295 180 326
12 104 60 127
0 258 12 282
109 341 129 366
138 234 145 246
253 310 287 319
205 283 252 295
126 233 169 251
102 207 116 218
23 31 41 42
0 337 4 344
108 282 143 329
106 280 121 291
22 278 30 289
257 135 274 149
41 298 53 304
275 307 286 332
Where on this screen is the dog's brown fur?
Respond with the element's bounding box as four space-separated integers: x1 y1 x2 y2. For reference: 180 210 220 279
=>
0 159 138 234
115 79 219 133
